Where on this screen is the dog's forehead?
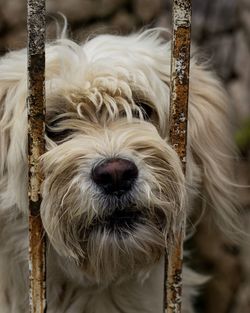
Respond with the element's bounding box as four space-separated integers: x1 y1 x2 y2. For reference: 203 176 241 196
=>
44 32 171 137
46 87 152 126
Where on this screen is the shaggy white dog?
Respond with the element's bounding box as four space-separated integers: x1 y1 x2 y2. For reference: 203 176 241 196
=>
0 29 238 312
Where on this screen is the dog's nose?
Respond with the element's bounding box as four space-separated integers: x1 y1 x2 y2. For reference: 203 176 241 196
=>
92 158 138 195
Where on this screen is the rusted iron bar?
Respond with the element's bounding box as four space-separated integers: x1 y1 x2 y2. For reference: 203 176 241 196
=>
27 0 47 312
165 0 192 312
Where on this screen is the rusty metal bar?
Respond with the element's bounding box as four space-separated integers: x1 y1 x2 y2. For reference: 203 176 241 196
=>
27 0 47 312
165 0 192 312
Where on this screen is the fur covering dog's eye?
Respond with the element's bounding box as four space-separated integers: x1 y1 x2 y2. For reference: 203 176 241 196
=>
46 118 74 142
46 125 73 142
136 102 153 120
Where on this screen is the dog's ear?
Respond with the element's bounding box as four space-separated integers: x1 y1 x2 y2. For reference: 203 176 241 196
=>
187 62 240 238
0 50 28 213
0 39 89 214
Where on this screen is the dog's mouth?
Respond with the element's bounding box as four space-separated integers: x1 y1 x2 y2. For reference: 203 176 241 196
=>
100 209 143 231
81 204 166 240
88 208 144 234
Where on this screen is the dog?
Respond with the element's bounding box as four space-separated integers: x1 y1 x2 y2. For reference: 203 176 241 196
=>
0 29 239 313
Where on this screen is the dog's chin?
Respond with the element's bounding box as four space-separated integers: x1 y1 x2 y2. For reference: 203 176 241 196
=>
76 209 165 284
43 199 167 284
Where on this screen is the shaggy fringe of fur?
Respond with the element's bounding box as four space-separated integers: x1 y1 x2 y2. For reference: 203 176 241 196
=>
0 28 239 312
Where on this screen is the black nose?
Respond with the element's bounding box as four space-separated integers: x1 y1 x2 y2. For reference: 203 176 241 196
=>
91 158 138 196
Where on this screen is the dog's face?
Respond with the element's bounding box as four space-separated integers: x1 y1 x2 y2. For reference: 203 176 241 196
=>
39 33 185 283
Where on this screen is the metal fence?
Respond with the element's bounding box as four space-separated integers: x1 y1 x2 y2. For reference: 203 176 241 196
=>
27 0 46 312
165 1 191 312
27 0 192 312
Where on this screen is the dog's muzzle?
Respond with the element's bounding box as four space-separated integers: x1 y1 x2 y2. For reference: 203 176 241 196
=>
90 158 140 232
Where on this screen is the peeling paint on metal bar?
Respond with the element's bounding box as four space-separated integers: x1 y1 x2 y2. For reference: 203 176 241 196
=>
165 1 192 312
27 0 47 312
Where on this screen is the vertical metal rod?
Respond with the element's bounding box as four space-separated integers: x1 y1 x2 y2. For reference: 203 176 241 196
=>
27 0 47 312
165 0 192 312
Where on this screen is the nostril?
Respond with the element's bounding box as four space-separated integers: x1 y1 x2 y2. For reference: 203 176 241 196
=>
122 167 138 181
91 158 138 195
92 170 112 187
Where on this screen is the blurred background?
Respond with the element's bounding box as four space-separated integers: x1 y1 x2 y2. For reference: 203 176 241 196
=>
0 0 249 312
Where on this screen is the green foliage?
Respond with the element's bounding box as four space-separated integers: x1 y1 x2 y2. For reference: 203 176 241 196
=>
235 118 250 152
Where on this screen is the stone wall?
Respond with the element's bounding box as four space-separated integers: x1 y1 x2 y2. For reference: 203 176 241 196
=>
0 1 249 312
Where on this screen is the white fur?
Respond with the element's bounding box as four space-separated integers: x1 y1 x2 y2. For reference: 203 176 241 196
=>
0 29 238 312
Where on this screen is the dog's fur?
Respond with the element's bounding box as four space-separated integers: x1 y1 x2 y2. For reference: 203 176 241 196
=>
0 29 239 312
